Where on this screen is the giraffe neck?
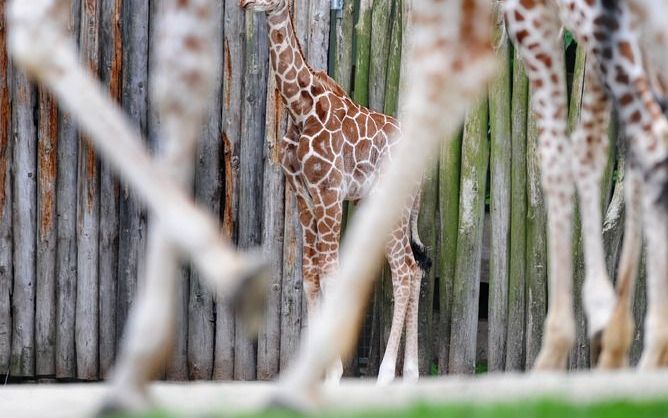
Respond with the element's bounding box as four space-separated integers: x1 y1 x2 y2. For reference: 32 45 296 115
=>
267 0 316 122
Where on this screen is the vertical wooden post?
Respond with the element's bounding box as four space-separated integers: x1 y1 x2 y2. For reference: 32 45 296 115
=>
448 97 489 374
308 0 330 71
437 130 462 375
487 14 511 372
0 0 12 374
505 48 528 371
55 0 82 380
76 0 101 380
10 66 37 378
186 0 224 381
566 44 587 370
524 87 548 369
257 67 286 381
35 88 58 377
98 0 123 378
234 9 269 381
368 0 391 112
353 0 372 106
117 0 150 347
417 164 438 374
216 0 244 380
331 0 355 93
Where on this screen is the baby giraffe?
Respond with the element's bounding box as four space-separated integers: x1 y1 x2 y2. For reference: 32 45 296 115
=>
240 0 430 384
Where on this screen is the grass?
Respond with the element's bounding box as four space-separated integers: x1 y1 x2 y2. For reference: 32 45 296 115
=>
108 399 668 418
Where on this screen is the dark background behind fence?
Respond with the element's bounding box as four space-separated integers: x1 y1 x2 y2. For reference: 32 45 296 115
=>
0 0 644 382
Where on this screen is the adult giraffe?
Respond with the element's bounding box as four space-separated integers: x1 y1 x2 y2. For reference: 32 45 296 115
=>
505 0 668 369
240 0 430 384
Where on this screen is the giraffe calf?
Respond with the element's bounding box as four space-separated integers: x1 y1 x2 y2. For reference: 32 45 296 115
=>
241 0 431 384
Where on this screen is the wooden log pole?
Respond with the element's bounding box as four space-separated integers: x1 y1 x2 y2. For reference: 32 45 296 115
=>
505 47 528 371
55 0 81 379
10 57 37 379
487 11 511 372
98 0 123 379
215 0 245 381
525 86 548 369
35 87 58 377
448 96 489 375
0 0 12 375
76 0 101 380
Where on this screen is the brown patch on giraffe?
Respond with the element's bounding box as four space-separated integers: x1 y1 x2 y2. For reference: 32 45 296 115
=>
302 116 322 137
615 68 629 84
593 15 620 31
519 0 536 9
184 35 204 51
285 67 297 80
617 41 635 64
355 138 372 161
515 29 529 45
630 110 642 123
342 116 356 141
298 67 311 88
593 31 608 42
284 81 299 98
294 90 314 115
513 10 524 21
535 53 552 68
357 113 371 138
271 28 285 44
619 93 633 106
312 132 335 161
277 56 290 74
315 96 330 120
279 47 293 67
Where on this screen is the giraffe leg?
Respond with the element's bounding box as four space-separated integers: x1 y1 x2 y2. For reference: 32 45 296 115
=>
599 168 642 369
310 190 344 385
403 240 422 383
378 213 416 385
295 193 321 316
103 225 178 412
639 170 668 369
506 0 576 370
556 0 668 370
570 62 617 364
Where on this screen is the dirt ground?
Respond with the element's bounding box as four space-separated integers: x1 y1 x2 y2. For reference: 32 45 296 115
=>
2 370 668 418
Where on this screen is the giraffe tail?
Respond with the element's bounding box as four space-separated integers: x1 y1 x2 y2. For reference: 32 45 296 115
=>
409 191 432 275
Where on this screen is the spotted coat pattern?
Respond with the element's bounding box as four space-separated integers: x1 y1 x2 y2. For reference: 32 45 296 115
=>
241 0 427 383
505 0 668 370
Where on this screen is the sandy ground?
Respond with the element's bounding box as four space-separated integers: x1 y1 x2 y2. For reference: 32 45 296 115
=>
3 370 668 417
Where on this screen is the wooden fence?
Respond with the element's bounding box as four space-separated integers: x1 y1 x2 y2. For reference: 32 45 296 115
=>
0 0 644 381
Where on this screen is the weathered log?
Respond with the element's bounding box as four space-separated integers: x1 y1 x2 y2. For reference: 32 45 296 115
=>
505 48 528 371
448 97 489 375
487 13 511 372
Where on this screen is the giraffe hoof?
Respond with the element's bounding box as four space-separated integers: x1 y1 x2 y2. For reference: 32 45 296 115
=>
229 260 271 337
376 369 396 386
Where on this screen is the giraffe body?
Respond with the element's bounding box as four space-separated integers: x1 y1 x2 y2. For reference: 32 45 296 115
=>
505 0 668 370
242 0 429 383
